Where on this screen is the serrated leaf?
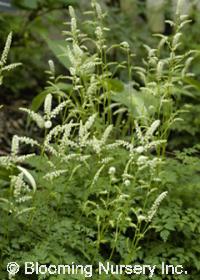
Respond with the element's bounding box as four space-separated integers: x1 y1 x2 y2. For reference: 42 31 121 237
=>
160 229 170 242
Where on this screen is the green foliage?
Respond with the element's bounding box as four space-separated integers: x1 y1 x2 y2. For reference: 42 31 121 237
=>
0 0 78 98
